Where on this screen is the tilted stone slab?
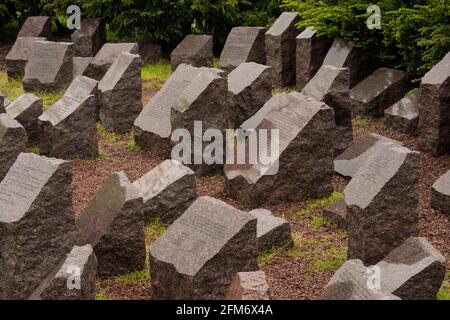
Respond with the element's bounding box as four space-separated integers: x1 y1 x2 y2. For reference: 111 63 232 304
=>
77 171 145 277
349 67 409 117
150 196 258 299
170 34 213 71
345 142 420 265
228 62 272 126
83 42 139 80
219 27 266 72
132 159 197 224
73 57 93 79
17 16 51 38
98 52 142 132
0 114 27 181
250 209 292 253
0 153 77 299
225 92 334 207
431 169 450 216
71 18 106 57
6 93 43 145
296 27 332 90
226 271 270 300
29 245 97 300
385 90 419 136
418 51 450 156
265 12 299 87
23 41 74 92
322 200 347 230
6 37 46 78
334 133 403 178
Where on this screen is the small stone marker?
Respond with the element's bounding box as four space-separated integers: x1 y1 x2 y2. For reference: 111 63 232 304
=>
150 196 258 299
6 37 46 78
170 34 213 71
29 245 98 300
334 133 403 178
418 51 450 156
228 62 272 126
250 209 292 253
98 52 142 132
322 200 347 230
385 90 420 136
344 142 420 265
219 27 266 71
0 114 27 181
376 237 446 300
0 153 76 299
431 169 450 216
349 67 409 117
17 16 51 38
6 93 43 145
138 41 162 64
132 159 197 224
73 56 94 79
296 27 332 90
265 12 300 87
83 42 139 80
226 271 270 300
77 171 145 277
23 40 74 92
225 92 334 207
71 18 106 57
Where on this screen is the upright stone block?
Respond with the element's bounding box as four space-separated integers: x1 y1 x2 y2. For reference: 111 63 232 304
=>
322 200 347 230
250 209 292 253
170 34 213 71
226 271 270 300
6 37 46 79
0 114 27 181
431 169 450 216
17 16 51 38
137 41 162 64
385 90 420 136
150 196 258 299
265 12 300 87
71 18 106 57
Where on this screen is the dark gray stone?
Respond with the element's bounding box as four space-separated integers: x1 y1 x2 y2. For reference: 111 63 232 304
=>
225 271 270 300
431 169 450 216
322 200 347 230
17 16 51 38
0 92 4 113
138 41 162 64
83 42 139 80
73 57 94 79
250 209 292 253
228 62 272 126
29 245 97 300
219 27 266 71
6 37 46 79
170 34 213 71
385 90 419 136
71 18 106 57
265 12 300 87
0 153 76 299
345 142 420 265
225 93 335 207
77 171 145 277
98 52 142 133
132 159 197 224
150 196 258 299
418 52 450 156
349 67 409 117
0 114 27 181
296 27 332 90
23 41 74 92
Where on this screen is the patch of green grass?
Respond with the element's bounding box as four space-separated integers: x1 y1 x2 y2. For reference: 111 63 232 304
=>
127 141 141 152
209 58 220 69
98 147 112 161
296 192 344 217
312 246 347 272
310 216 329 231
437 273 450 300
146 218 168 244
110 269 150 286
97 123 119 144
272 87 298 95
259 247 285 266
141 60 172 90
95 288 112 300
38 91 64 109
26 146 40 155
0 71 24 100
352 117 371 127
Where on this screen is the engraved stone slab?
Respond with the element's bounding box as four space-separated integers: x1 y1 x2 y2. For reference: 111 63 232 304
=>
265 12 299 87
250 209 292 253
322 200 347 230
6 93 43 145
71 18 106 57
6 37 46 78
17 16 51 38
29 245 97 300
418 51 450 156
0 153 76 299
98 52 142 132
150 196 258 299
226 271 270 300
132 159 197 224
83 42 139 80
170 34 213 71
0 113 27 181
228 62 272 126
349 67 409 117
385 90 419 136
23 41 74 92
344 143 420 265
431 169 450 216
77 171 145 277
219 27 266 72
